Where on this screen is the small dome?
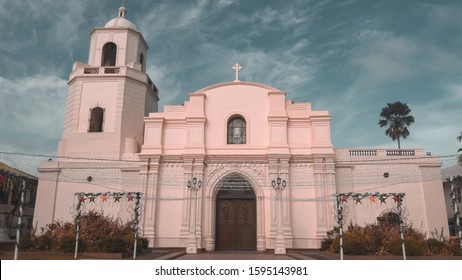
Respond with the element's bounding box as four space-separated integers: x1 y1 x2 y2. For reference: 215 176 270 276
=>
104 7 138 31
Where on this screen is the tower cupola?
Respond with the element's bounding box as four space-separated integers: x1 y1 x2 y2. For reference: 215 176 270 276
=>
86 6 148 71
104 7 137 31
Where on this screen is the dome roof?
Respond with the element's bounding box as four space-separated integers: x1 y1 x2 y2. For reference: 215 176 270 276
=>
104 7 138 31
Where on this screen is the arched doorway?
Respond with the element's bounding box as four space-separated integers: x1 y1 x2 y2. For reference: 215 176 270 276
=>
215 173 256 251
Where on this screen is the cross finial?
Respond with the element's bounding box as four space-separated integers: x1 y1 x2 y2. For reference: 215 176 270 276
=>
232 63 242 82
122 0 128 7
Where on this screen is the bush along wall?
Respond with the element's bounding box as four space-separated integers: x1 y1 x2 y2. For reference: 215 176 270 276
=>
20 210 149 254
322 222 461 256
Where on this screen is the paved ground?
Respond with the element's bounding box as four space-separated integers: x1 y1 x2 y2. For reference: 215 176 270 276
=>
3 249 459 260
175 251 296 260
136 249 320 260
139 249 462 260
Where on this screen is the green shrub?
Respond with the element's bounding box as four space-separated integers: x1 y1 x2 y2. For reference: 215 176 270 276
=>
34 234 53 250
331 233 367 255
322 222 459 256
141 237 149 249
425 238 446 255
58 232 77 253
101 236 126 253
27 210 148 254
19 235 34 250
121 235 149 252
320 238 333 251
343 232 367 255
447 238 462 256
387 237 425 256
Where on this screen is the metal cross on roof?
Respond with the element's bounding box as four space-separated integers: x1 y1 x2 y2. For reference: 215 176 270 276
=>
232 63 242 82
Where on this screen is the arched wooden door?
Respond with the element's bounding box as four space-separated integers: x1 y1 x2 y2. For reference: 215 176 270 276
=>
215 174 256 251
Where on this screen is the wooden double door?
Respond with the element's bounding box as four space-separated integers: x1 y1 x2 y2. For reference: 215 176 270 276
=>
215 188 256 251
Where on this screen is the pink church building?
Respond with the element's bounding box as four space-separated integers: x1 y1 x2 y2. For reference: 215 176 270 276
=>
33 7 448 254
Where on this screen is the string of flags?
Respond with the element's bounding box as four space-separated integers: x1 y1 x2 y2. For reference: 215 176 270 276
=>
335 192 405 205
75 191 140 204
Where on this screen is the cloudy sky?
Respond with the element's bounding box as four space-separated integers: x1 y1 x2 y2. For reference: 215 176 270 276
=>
0 0 461 167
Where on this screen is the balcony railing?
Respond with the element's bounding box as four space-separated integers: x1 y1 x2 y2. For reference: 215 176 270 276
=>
386 150 415 156
349 150 377 156
81 67 121 75
104 67 120 74
73 66 158 93
347 149 416 157
83 67 99 74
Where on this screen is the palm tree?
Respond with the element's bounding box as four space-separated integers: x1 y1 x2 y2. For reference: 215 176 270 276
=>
378 102 415 149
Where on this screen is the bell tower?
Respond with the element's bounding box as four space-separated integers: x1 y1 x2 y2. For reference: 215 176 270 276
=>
58 7 159 159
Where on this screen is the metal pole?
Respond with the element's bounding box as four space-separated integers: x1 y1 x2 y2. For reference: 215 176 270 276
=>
336 194 344 260
133 192 141 260
450 177 462 252
74 195 83 259
396 193 406 260
13 178 26 260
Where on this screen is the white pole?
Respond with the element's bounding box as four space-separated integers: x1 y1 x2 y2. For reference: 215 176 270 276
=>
450 177 462 252
74 196 83 259
133 192 142 260
336 195 344 260
397 193 406 260
13 179 26 260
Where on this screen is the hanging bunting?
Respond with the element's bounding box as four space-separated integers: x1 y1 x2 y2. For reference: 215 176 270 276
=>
334 192 404 205
379 196 387 204
74 192 142 206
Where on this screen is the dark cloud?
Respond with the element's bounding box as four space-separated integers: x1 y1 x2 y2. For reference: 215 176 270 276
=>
0 0 461 163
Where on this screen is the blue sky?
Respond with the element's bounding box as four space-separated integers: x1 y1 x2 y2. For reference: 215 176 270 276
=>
0 0 461 167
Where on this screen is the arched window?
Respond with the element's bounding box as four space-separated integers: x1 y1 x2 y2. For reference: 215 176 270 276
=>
88 107 104 132
139 53 144 71
227 116 246 144
101 42 117 66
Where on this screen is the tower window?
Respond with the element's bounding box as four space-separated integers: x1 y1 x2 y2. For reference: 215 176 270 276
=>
139 53 144 71
227 116 246 144
101 42 117 66
88 107 104 132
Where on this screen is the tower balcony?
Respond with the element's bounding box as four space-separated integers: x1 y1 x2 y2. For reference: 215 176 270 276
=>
69 62 158 94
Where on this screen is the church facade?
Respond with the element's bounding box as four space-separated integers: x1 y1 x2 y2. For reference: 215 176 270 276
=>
33 8 448 253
